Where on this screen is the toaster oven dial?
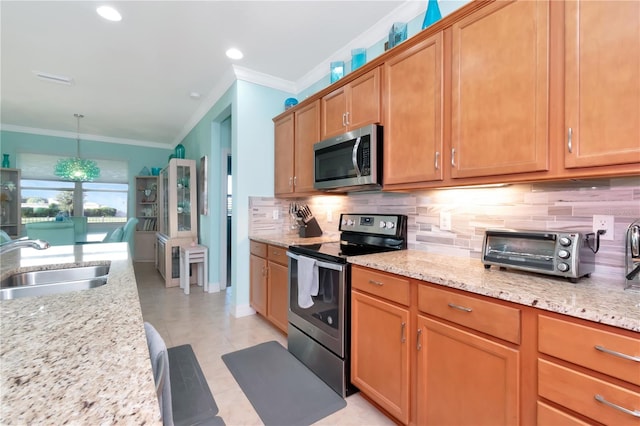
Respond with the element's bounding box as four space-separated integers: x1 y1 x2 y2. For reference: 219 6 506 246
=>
558 249 570 259
559 237 572 246
557 262 570 272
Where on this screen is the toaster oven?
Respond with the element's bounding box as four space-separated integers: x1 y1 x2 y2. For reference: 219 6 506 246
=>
481 229 596 282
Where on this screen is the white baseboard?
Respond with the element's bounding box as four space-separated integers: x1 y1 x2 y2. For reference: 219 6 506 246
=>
232 303 256 318
206 281 221 293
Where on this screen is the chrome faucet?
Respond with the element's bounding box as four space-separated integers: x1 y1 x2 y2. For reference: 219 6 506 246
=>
0 239 51 254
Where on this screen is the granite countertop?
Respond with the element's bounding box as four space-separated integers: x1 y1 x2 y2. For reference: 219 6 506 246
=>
0 242 161 425
250 232 340 249
251 234 639 332
348 250 640 332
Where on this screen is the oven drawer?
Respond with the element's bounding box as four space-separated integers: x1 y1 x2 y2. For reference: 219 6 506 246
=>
539 315 640 386
250 240 267 257
418 284 521 344
268 245 287 266
538 359 640 425
352 266 410 306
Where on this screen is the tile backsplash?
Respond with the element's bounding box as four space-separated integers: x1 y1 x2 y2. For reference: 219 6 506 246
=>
249 177 640 280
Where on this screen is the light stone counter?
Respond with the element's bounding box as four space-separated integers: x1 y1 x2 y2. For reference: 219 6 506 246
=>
348 250 640 332
0 242 161 425
250 232 340 249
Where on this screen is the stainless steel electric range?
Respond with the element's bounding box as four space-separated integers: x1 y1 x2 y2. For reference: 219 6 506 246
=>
286 213 408 397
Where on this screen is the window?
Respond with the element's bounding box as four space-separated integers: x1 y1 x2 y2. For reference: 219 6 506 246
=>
18 153 128 224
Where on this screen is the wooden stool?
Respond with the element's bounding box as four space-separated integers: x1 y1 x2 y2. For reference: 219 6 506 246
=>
180 245 208 295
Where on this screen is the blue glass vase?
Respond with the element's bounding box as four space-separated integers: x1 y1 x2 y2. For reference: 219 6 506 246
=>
175 144 185 159
422 0 442 30
1 154 9 168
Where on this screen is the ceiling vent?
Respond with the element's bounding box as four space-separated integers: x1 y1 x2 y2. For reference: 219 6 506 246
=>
33 71 74 85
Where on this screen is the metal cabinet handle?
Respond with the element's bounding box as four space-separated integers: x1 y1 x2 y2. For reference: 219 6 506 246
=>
401 322 406 343
595 394 640 418
345 111 350 126
435 151 440 170
567 127 573 153
293 176 297 187
451 148 456 167
448 302 472 313
368 279 384 286
342 113 346 127
417 328 422 351
288 177 293 188
595 345 640 362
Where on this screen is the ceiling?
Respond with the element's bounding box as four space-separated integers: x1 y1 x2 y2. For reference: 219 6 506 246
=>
1 1 425 149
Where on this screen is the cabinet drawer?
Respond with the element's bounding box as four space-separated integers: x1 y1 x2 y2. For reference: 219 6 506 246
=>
539 315 640 386
418 285 521 344
537 401 591 426
250 240 267 257
352 266 410 306
538 359 640 426
268 245 288 265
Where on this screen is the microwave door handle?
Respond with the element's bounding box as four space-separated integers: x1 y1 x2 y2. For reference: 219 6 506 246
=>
352 136 362 177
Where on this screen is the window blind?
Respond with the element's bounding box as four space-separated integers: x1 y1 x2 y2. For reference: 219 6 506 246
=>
17 153 128 183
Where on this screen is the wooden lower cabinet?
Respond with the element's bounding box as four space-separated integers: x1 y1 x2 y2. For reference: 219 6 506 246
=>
351 289 411 424
249 240 288 333
417 315 520 425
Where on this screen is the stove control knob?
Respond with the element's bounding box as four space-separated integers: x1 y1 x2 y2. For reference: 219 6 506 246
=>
379 221 386 228
347 219 355 226
557 262 570 272
559 237 572 247
385 221 395 229
342 219 348 226
558 249 570 259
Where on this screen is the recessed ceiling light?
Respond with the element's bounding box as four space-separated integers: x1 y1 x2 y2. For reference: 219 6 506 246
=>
226 48 243 60
189 92 201 99
97 6 122 22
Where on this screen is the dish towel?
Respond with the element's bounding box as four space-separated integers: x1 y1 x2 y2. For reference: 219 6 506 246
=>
297 256 318 309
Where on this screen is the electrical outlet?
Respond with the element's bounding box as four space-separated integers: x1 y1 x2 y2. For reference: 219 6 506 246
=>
440 212 452 231
592 215 614 240
327 208 333 223
272 209 279 220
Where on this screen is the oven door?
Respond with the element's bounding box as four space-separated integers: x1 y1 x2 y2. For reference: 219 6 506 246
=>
287 251 347 358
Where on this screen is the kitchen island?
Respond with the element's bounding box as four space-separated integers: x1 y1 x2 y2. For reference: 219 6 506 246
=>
0 242 161 424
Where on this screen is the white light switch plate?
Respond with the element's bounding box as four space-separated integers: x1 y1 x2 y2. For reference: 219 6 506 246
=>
440 212 452 231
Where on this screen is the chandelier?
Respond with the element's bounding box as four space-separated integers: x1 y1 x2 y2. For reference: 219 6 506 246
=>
54 113 100 182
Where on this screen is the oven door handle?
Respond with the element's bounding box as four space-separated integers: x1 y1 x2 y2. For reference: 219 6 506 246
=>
286 251 345 272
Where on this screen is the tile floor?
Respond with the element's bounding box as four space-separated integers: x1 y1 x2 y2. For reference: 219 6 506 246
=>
134 262 394 426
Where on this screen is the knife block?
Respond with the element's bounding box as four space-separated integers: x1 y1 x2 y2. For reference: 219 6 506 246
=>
298 217 323 238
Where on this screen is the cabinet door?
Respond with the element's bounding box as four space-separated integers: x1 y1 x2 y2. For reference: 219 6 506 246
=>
274 113 295 196
564 0 640 168
384 33 444 186
417 315 520 426
250 254 267 316
321 87 347 139
294 100 320 194
347 67 381 132
267 261 288 333
351 290 410 424
451 0 549 178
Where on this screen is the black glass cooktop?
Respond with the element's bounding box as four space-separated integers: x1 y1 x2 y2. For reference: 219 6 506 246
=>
288 241 399 264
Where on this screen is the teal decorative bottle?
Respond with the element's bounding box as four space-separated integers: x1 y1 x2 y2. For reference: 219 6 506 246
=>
422 0 442 29
175 144 185 159
2 154 10 168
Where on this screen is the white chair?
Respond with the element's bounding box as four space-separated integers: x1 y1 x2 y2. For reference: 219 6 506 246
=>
144 322 174 426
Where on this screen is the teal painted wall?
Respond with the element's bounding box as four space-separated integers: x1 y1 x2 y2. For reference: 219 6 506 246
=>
179 80 292 313
0 130 171 233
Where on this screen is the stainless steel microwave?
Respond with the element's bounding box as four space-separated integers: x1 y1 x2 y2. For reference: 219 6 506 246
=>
313 124 382 192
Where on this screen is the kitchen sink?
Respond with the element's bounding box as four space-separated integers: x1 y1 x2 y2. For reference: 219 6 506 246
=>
0 265 110 300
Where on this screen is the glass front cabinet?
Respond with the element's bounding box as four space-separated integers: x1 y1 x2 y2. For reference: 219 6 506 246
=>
156 158 197 287
1 168 21 238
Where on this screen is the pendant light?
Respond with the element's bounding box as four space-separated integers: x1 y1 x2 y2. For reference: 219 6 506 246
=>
54 114 100 182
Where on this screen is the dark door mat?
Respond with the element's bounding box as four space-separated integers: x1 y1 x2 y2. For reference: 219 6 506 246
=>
221 341 347 426
168 344 225 426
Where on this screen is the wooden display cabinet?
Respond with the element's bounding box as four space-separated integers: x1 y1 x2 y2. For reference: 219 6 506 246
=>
134 175 158 262
0 168 21 238
156 159 197 287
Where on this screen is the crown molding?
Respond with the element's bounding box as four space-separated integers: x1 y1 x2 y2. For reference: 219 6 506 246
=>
0 124 172 149
232 65 297 94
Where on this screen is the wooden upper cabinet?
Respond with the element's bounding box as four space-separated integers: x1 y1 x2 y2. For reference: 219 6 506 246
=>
321 67 381 140
451 0 550 179
564 0 640 168
383 33 444 186
274 113 295 196
293 100 320 194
